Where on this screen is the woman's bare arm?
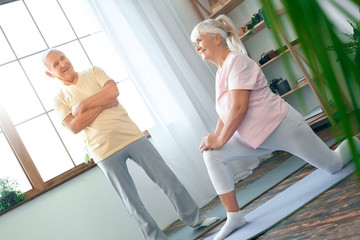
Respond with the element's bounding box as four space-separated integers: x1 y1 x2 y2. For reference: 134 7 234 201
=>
199 89 250 152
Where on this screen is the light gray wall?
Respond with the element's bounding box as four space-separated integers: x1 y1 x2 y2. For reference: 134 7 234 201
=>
0 161 182 240
168 0 200 34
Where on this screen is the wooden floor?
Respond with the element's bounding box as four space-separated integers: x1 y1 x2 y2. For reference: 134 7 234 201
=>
163 120 360 240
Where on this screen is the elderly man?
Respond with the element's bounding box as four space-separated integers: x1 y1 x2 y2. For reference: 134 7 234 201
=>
43 49 218 240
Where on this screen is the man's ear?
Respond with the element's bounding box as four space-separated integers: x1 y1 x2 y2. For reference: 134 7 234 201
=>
45 71 55 78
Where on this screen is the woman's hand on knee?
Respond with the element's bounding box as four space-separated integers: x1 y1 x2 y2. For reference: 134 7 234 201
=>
199 133 225 153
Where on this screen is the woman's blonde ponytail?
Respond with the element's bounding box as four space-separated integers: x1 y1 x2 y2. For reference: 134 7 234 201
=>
215 15 247 55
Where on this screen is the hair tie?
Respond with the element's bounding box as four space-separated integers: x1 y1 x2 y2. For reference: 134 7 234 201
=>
201 25 227 39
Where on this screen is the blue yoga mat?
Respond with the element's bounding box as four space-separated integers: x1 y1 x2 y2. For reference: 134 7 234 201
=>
205 162 355 240
167 139 338 240
168 156 307 240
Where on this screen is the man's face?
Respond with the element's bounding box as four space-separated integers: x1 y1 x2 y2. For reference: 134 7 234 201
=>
45 51 76 84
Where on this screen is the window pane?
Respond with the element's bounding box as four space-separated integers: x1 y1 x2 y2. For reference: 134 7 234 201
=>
0 130 32 192
49 111 85 165
20 52 63 111
16 115 74 182
0 28 16 65
0 1 47 58
0 62 44 125
25 0 76 47
0 0 155 195
81 33 129 81
118 80 155 131
59 0 102 38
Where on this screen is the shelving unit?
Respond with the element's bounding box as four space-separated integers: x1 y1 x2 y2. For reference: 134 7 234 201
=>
259 43 301 69
189 0 246 20
305 112 328 125
209 0 245 19
280 80 308 98
239 20 268 41
239 8 286 41
188 0 336 126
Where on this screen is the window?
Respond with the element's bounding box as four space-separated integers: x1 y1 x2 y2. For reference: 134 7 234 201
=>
0 0 154 198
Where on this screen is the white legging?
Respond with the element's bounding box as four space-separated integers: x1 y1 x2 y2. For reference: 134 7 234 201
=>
203 106 342 195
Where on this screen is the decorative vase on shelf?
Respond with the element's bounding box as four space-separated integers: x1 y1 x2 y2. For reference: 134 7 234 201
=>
276 80 291 95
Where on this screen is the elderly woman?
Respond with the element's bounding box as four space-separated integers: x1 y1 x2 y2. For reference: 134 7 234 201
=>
191 15 359 240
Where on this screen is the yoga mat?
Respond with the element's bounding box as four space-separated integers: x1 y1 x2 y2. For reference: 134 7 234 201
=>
168 156 307 240
167 139 338 240
205 162 355 240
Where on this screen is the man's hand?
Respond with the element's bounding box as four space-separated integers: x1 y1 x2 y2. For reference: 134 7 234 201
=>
72 101 85 117
199 133 225 153
72 98 119 117
71 80 119 118
64 99 119 134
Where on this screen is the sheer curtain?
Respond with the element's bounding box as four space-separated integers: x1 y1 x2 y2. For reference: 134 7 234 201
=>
87 0 271 207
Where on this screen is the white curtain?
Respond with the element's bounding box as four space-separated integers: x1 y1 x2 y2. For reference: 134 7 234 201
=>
87 0 271 208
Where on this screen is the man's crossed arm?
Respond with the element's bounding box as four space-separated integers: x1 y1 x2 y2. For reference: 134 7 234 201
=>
63 80 119 134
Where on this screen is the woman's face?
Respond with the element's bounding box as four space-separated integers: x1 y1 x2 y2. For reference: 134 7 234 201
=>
194 33 218 62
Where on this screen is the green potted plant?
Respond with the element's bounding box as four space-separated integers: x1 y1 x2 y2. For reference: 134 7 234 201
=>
269 77 281 93
269 77 291 95
0 177 26 212
261 0 360 179
328 18 360 67
246 9 266 38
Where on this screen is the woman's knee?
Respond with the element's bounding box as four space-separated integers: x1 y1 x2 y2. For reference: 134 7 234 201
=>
203 150 221 167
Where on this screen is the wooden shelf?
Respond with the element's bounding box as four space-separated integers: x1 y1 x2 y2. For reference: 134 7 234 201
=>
303 105 327 126
239 9 286 42
259 43 301 69
259 44 300 68
306 112 327 126
209 0 246 19
240 20 267 42
280 80 308 97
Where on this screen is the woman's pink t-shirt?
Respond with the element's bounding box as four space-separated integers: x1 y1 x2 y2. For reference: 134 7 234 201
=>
215 51 289 149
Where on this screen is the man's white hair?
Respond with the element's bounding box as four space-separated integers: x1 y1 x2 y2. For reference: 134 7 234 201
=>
41 48 62 71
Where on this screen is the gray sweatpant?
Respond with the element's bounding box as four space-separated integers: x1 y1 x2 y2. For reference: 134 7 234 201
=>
203 106 343 194
97 136 205 240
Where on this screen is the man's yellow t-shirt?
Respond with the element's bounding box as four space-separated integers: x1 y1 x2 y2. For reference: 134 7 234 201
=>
54 66 144 162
